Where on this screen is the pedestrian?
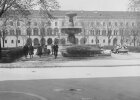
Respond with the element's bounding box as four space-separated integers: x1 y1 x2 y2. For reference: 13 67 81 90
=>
28 44 34 58
51 44 54 55
53 44 59 59
23 44 29 58
36 44 42 58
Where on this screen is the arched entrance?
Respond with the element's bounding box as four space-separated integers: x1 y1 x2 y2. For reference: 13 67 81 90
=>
54 38 59 45
113 38 117 46
34 38 39 46
47 38 52 45
26 38 32 46
75 38 79 44
40 38 46 46
60 38 66 45
80 38 87 44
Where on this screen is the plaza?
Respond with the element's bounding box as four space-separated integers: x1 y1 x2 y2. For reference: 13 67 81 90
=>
0 0 140 100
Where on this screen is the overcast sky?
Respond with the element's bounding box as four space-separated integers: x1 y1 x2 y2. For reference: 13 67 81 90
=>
57 0 129 11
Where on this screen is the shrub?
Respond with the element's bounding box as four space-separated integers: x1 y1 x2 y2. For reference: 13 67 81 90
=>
66 45 102 57
1 47 24 63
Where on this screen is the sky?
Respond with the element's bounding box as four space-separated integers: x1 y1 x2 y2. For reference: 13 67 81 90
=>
57 0 129 11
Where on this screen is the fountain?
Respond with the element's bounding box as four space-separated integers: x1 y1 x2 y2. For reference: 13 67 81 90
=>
61 13 105 57
61 13 82 44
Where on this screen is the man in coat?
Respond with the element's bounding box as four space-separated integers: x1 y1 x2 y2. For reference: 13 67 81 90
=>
53 44 59 59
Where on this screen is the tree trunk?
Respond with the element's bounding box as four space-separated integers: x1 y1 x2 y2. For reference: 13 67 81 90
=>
2 37 4 48
133 36 137 47
0 41 1 59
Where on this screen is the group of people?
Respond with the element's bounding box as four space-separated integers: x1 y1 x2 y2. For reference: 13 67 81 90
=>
23 44 34 58
23 43 59 59
51 44 59 59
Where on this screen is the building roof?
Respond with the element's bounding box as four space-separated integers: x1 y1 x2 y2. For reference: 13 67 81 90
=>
51 10 140 19
2 10 140 19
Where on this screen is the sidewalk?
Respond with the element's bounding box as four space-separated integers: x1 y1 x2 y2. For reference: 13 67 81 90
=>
0 66 140 81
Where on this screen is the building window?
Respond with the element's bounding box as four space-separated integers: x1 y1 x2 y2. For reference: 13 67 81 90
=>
54 28 59 35
120 22 123 26
103 22 105 26
16 28 21 35
91 39 94 43
33 28 38 35
96 30 100 35
47 28 52 35
5 40 7 43
119 29 124 35
17 21 20 26
107 30 112 36
114 30 118 35
90 30 94 35
132 22 135 27
115 22 117 26
10 21 13 26
96 22 100 26
18 40 20 43
126 22 129 26
96 39 99 43
27 21 31 26
10 29 15 35
103 39 105 43
34 22 37 26
102 30 106 36
55 22 58 26
62 21 65 26
11 40 14 43
27 28 32 36
91 22 94 27
40 28 45 36
108 22 111 26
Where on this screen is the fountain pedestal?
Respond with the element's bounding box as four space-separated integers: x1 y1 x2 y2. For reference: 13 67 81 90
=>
60 12 103 57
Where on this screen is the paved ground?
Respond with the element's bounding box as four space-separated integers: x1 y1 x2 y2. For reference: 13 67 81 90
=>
0 52 140 100
0 77 140 100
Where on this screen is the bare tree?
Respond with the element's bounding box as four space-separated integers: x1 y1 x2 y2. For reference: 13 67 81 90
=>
128 0 140 11
131 27 139 46
0 0 60 59
128 0 140 46
1 18 9 48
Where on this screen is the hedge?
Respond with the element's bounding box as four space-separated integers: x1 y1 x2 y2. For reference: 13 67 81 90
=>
65 45 102 57
0 47 24 63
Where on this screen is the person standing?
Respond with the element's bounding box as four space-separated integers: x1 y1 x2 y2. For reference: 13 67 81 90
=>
36 44 42 58
28 44 34 58
53 44 59 59
23 44 29 58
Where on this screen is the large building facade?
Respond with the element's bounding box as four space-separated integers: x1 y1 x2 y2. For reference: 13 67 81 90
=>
0 10 140 47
